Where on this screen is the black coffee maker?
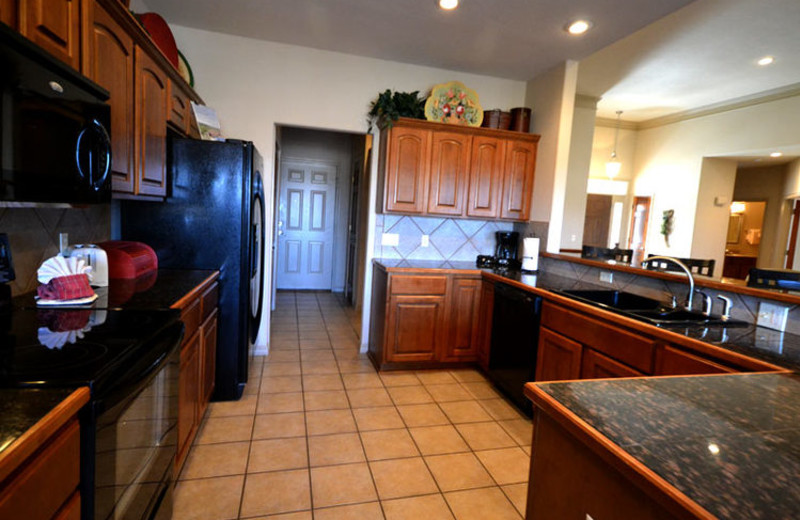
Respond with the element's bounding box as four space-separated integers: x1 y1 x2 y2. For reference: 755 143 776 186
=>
495 231 520 268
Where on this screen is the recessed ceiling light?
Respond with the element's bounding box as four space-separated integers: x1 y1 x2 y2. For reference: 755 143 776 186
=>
757 56 775 66
770 152 783 157
438 0 458 10
566 20 592 35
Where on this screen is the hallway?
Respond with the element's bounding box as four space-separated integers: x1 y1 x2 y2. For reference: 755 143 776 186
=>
173 291 531 519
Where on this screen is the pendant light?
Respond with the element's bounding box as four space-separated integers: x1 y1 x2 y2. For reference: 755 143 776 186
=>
605 110 623 179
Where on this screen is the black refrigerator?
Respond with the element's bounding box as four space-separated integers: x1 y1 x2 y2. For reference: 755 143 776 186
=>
120 138 266 401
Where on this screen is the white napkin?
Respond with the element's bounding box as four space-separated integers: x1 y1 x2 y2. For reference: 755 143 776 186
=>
37 255 93 283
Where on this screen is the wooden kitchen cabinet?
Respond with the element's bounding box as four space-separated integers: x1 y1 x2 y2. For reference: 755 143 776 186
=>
168 78 192 135
18 0 81 69
82 0 136 193
379 118 539 221
175 276 219 476
500 138 536 220
1 0 17 28
382 124 430 214
442 276 482 361
134 45 168 198
427 131 471 216
476 280 495 370
466 136 505 219
369 265 484 370
536 327 582 381
581 348 645 379
654 345 738 376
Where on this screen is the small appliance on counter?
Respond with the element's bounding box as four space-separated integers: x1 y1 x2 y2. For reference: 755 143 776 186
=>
98 241 158 279
476 255 495 268
521 237 540 272
495 231 520 269
69 244 109 287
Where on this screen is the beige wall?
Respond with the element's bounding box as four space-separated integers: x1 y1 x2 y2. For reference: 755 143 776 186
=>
171 25 527 351
525 61 578 253
560 96 598 250
691 158 737 272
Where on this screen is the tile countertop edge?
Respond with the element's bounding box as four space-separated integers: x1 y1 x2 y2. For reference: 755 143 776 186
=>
523 380 719 520
0 387 90 484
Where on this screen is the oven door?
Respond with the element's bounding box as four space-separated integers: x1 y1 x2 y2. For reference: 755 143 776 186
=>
91 322 183 520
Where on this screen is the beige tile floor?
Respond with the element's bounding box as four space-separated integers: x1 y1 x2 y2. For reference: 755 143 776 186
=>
174 291 533 520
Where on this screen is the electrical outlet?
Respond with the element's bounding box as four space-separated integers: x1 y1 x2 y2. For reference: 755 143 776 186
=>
757 301 789 331
599 271 613 283
381 233 399 247
421 235 429 247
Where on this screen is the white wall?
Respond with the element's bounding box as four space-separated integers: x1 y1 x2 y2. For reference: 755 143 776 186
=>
525 61 578 253
171 26 526 352
633 95 800 258
560 96 597 250
691 158 737 271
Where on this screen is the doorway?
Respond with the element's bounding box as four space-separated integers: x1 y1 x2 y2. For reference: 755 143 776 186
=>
272 127 370 299
628 196 651 265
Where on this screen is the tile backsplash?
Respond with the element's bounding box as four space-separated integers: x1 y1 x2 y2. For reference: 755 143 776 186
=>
373 214 514 261
0 205 110 295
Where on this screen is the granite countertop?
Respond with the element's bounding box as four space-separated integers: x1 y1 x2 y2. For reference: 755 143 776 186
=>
13 268 217 310
532 372 800 519
0 387 78 456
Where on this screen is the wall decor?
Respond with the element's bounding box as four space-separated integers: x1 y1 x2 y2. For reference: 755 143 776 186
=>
424 81 483 127
661 209 675 247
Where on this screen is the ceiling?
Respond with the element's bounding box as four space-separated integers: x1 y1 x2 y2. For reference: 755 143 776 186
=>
143 0 800 159
141 0 694 81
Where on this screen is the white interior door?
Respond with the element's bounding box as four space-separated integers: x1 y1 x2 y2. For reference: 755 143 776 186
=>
277 160 337 289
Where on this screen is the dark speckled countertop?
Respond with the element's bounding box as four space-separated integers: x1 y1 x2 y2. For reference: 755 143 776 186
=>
534 372 800 519
0 388 77 455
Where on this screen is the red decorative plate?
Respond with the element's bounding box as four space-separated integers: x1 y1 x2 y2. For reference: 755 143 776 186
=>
137 12 179 69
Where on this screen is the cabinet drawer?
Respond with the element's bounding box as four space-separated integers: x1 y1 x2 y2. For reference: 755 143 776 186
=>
181 297 202 342
390 275 447 295
0 421 80 520
542 302 655 374
581 349 645 380
654 345 737 376
201 282 219 320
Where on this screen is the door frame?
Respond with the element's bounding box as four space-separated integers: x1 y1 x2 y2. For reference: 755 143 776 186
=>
628 195 652 265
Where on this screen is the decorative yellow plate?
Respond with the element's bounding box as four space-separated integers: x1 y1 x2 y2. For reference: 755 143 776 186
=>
425 81 483 127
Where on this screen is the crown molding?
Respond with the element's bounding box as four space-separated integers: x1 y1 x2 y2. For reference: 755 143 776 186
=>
595 117 640 130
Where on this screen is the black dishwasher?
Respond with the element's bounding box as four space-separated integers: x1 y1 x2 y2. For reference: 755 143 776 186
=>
487 282 542 415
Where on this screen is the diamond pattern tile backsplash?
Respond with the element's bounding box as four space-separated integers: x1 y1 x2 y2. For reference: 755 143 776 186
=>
0 206 111 295
374 215 514 261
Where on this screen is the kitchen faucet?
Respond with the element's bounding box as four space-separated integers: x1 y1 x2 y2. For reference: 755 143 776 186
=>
642 256 695 310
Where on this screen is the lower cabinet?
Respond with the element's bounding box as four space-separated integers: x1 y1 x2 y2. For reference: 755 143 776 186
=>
369 268 482 369
175 279 219 476
653 344 738 376
581 348 645 379
535 327 582 381
476 280 494 371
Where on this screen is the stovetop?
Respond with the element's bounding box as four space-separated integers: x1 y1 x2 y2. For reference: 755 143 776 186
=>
0 305 181 396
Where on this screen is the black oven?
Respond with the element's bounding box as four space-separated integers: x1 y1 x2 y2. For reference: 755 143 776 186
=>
0 23 111 204
1 307 184 520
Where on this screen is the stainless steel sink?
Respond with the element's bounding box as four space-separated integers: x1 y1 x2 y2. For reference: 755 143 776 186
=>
555 289 749 328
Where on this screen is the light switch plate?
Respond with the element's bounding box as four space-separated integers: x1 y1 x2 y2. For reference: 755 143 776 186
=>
421 235 429 247
757 301 789 331
381 233 399 247
599 271 613 283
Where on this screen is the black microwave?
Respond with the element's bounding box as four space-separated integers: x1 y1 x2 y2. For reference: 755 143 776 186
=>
0 23 111 204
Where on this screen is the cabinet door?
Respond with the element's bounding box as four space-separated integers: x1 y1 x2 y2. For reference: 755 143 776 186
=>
581 349 644 379
427 131 471 216
500 139 536 220
654 345 737 376
467 136 505 218
19 0 80 69
134 46 168 197
384 125 430 214
168 79 191 135
200 309 218 406
0 0 17 28
536 327 582 382
83 1 135 193
385 294 445 363
476 280 494 371
177 332 200 469
442 277 482 361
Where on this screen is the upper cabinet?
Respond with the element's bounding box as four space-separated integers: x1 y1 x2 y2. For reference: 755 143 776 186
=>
6 0 204 200
19 0 81 69
379 118 539 222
